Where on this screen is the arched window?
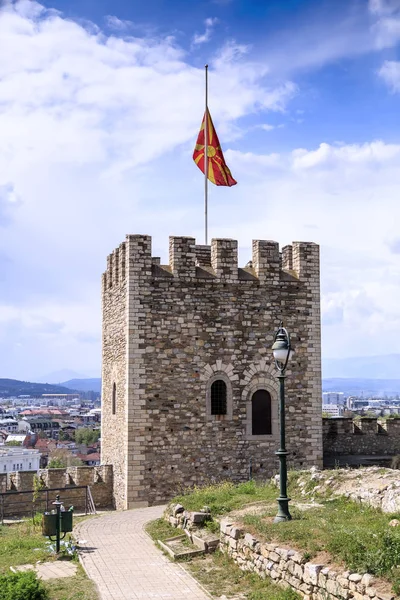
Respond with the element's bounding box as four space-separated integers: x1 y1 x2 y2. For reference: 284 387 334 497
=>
211 380 227 415
251 390 272 435
112 383 116 415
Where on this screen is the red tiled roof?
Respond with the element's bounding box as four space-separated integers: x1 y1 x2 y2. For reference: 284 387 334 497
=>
77 453 100 462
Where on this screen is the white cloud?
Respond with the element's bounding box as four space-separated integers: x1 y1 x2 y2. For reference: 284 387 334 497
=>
192 17 218 46
292 141 400 169
0 0 297 379
221 141 400 358
105 15 134 31
369 0 400 16
379 60 400 91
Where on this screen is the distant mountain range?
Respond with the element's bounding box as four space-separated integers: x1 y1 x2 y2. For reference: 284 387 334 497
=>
0 379 79 398
322 378 400 397
322 354 400 379
61 378 101 393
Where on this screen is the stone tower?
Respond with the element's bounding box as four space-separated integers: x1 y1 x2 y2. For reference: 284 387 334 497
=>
101 235 322 509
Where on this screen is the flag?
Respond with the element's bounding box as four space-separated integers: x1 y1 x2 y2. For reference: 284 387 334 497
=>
193 109 237 187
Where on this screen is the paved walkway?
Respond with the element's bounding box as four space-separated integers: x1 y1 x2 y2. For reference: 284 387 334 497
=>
13 561 77 580
75 506 210 600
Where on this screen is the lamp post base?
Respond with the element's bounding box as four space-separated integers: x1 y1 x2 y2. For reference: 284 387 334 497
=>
274 497 292 523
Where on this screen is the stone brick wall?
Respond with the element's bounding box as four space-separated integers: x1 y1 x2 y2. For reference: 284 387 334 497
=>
0 466 113 515
220 519 392 600
101 235 322 509
101 241 128 510
323 417 400 458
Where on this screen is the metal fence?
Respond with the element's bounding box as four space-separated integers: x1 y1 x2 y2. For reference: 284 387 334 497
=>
0 486 92 523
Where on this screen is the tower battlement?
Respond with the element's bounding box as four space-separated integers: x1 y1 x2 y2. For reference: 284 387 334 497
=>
101 233 322 509
102 235 319 294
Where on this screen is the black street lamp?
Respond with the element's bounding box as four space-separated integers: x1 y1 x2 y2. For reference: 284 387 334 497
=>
271 322 293 523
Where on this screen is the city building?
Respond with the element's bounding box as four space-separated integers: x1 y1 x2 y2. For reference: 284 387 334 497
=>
322 404 344 417
322 392 345 406
0 418 19 433
18 418 60 437
101 234 322 509
0 447 41 473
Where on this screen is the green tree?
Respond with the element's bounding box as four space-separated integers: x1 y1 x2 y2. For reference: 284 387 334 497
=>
48 449 83 468
74 428 100 445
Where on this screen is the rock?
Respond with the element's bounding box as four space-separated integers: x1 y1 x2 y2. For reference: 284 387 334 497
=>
190 512 208 524
220 520 233 535
269 552 280 563
230 526 243 540
361 574 374 587
244 533 257 549
303 563 324 586
376 593 395 600
388 519 399 527
172 503 184 516
349 573 362 583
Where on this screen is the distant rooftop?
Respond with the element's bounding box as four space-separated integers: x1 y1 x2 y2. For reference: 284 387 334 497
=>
0 447 40 456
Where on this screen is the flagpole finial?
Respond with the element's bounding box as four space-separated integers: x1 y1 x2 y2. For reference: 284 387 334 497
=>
205 64 208 68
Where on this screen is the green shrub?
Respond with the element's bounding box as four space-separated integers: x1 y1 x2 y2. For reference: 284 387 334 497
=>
0 571 48 600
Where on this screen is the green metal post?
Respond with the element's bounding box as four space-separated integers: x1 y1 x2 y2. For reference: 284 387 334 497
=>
274 373 292 523
53 495 61 553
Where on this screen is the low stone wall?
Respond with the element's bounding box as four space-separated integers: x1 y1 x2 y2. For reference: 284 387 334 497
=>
323 417 400 459
220 519 393 600
0 465 113 515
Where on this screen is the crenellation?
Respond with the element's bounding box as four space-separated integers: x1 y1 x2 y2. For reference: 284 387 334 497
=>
211 238 238 281
120 242 126 280
113 247 120 285
169 236 196 277
323 417 400 459
292 242 319 280
252 240 280 283
107 253 113 288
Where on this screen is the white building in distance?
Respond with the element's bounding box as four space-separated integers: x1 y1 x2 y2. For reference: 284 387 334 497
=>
322 392 345 406
0 447 41 473
322 404 344 417
0 418 19 432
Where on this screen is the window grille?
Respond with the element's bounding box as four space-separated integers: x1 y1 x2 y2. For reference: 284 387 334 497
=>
251 390 272 435
112 383 117 415
211 380 227 415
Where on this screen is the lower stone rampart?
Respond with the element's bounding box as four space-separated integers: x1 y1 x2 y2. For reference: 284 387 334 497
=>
0 465 113 515
220 519 393 600
323 417 400 464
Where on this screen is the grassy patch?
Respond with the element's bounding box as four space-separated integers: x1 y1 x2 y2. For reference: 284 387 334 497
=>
43 564 98 600
0 519 99 600
145 518 179 543
172 479 279 515
172 478 400 594
188 551 300 600
146 518 300 600
242 497 400 593
0 520 50 571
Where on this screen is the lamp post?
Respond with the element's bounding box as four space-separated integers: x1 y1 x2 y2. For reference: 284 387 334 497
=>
271 322 293 523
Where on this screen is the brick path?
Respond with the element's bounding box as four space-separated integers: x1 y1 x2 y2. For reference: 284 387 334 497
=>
13 561 77 580
75 506 210 600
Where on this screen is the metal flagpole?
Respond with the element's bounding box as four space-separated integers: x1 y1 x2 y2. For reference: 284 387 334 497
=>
204 64 208 245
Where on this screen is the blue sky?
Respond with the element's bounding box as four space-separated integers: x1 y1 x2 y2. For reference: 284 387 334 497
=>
1 0 400 380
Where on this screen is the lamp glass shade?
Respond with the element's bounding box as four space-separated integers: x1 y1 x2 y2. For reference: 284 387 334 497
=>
272 346 290 364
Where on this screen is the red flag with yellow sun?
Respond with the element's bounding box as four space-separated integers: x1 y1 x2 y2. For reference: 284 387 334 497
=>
193 109 237 187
